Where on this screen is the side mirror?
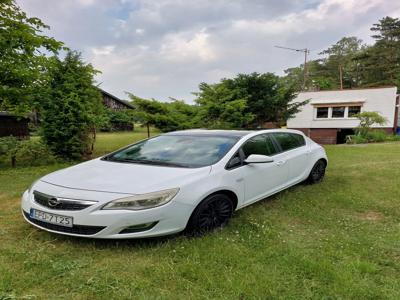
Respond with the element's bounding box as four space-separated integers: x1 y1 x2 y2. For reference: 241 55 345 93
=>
244 154 274 164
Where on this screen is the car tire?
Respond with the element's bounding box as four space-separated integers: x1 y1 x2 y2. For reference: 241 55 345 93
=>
306 159 326 184
185 193 234 236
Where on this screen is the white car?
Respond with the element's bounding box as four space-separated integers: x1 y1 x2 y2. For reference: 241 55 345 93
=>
21 129 327 239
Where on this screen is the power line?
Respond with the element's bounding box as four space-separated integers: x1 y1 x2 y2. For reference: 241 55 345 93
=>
275 45 310 90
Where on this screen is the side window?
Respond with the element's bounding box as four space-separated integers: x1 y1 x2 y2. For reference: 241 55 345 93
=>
291 133 306 147
242 134 278 158
226 152 242 169
272 133 305 152
316 107 329 118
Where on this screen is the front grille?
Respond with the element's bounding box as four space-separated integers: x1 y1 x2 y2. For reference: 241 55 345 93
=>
24 211 106 235
33 191 95 211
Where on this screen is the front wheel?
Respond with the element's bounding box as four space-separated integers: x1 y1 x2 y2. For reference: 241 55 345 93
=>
306 159 326 184
185 194 234 236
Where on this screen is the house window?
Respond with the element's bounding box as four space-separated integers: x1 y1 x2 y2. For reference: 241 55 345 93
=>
316 107 329 118
348 106 361 117
332 106 345 118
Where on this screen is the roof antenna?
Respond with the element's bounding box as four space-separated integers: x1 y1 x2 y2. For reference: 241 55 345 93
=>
275 45 310 90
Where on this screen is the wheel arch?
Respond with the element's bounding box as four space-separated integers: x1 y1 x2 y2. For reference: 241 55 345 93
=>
318 157 328 167
205 189 238 211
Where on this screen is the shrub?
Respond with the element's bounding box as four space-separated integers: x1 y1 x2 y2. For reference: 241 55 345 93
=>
101 110 134 132
346 130 399 144
347 111 392 144
0 137 56 167
15 139 56 166
354 111 387 136
0 136 19 167
385 134 400 142
364 130 388 142
346 135 367 144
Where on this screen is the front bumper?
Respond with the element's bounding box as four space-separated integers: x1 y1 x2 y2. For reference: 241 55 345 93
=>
21 187 194 239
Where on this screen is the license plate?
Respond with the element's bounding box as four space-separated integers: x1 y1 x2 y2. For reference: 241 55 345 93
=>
30 208 73 227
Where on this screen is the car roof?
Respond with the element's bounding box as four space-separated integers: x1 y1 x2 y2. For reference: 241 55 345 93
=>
163 128 305 138
164 129 254 138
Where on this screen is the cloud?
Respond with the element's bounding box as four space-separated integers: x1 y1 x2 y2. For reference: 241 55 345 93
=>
160 30 217 62
16 0 400 102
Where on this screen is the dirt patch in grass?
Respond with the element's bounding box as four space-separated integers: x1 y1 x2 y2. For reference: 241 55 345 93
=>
0 197 20 211
355 211 384 222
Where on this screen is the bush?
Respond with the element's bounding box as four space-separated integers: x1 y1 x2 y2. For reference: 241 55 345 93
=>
101 110 134 132
15 139 56 166
364 130 388 142
346 130 399 144
346 135 367 144
386 134 400 142
0 136 19 167
0 137 56 167
354 111 387 136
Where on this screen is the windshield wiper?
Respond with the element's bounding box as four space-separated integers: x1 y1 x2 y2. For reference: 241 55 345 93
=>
105 157 188 168
137 159 188 168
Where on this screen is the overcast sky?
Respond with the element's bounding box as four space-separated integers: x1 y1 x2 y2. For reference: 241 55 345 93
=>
17 0 400 102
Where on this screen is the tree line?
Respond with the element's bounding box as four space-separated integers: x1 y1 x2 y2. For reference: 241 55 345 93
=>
283 17 400 91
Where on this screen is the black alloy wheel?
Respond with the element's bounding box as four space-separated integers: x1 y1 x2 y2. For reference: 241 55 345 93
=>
307 160 326 184
186 194 234 236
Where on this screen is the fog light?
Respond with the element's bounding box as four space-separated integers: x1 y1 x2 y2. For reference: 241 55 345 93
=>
119 222 158 234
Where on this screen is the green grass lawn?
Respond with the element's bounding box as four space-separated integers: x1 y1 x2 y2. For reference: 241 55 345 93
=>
0 134 399 299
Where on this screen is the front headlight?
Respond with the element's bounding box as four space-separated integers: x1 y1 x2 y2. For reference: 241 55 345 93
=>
102 188 179 211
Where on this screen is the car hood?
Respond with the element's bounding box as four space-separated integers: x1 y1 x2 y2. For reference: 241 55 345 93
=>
40 158 211 194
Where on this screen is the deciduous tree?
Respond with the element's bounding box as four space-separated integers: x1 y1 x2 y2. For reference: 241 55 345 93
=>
195 73 305 128
0 0 64 115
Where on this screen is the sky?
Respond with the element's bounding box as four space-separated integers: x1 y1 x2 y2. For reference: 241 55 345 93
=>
17 0 400 102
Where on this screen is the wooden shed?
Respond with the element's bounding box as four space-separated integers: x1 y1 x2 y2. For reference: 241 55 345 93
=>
99 88 135 110
0 112 29 138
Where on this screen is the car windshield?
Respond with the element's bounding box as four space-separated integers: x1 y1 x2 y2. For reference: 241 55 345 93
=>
105 134 240 168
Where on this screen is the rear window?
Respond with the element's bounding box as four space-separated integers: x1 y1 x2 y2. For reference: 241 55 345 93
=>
272 133 305 152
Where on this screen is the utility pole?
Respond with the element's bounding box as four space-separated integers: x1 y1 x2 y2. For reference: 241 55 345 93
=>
275 45 310 90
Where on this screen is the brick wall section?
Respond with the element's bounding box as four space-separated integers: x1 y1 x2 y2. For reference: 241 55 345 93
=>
309 129 338 144
291 127 396 144
289 128 337 144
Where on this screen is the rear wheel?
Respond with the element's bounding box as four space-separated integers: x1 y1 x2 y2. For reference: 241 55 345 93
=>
185 194 234 236
307 159 326 184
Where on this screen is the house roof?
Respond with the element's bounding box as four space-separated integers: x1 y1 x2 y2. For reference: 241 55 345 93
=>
0 111 30 118
299 86 397 94
98 88 135 109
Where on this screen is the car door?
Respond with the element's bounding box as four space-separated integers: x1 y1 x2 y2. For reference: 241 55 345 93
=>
238 134 289 206
271 132 310 184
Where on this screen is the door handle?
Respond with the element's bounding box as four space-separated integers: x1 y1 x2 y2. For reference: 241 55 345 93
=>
276 160 286 166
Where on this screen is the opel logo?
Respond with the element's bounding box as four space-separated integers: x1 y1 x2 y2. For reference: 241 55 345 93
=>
48 197 60 207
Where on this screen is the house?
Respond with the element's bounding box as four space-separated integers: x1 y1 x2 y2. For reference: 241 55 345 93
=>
0 112 29 138
287 86 399 144
99 88 135 131
99 88 135 110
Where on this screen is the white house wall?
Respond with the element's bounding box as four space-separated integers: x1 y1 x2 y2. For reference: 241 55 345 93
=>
287 87 397 129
